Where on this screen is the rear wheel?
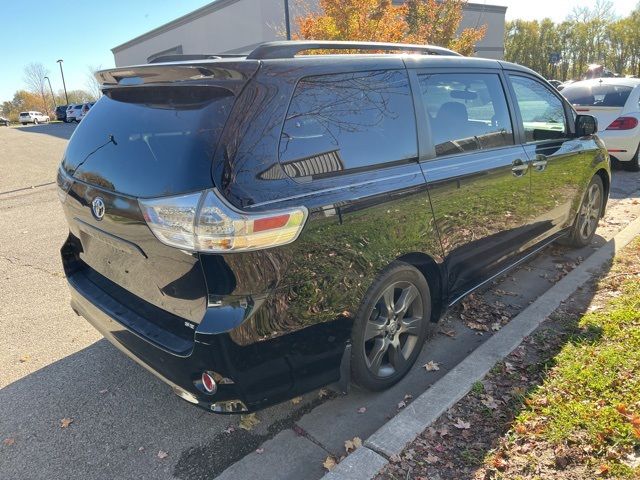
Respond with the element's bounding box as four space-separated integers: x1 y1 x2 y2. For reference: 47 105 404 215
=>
622 144 640 172
564 175 604 248
351 262 431 391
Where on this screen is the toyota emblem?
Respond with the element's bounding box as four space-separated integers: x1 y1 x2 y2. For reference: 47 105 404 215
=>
91 197 106 220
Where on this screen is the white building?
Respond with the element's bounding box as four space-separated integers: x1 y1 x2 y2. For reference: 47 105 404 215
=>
112 0 507 67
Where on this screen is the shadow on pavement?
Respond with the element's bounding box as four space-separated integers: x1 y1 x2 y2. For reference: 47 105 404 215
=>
0 339 304 480
13 123 76 140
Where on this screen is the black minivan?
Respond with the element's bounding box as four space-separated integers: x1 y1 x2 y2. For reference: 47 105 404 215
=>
57 41 609 413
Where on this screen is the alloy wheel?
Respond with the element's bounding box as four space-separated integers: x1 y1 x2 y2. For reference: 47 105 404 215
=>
578 183 601 241
363 281 424 378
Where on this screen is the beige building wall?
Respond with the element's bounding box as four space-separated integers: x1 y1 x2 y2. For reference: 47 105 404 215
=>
112 0 506 66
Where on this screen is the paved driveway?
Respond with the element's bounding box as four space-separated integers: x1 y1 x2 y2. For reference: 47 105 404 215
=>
1 123 639 480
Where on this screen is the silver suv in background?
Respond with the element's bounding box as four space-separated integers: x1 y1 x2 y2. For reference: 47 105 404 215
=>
19 111 49 125
66 104 83 122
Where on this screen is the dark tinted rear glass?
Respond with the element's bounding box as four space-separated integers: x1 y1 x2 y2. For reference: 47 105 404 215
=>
279 70 417 179
62 86 234 197
562 83 633 107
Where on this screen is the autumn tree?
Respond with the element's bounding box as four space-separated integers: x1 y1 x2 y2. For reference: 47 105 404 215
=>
22 62 50 114
295 0 486 56
504 1 640 80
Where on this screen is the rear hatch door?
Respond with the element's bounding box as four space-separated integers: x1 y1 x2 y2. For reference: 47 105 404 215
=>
60 61 258 323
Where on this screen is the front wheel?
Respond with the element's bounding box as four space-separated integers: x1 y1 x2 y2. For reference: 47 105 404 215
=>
564 175 604 248
351 262 431 391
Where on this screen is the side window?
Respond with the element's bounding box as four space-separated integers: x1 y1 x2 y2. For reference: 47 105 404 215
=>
279 70 417 179
509 75 567 143
418 73 514 157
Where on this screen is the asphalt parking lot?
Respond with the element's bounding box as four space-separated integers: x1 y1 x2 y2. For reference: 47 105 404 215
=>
1 123 640 480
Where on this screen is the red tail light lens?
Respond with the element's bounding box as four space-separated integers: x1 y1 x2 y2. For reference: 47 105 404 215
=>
139 188 308 253
606 117 639 130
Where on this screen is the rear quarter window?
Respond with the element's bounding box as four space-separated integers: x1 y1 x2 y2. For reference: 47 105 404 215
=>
278 70 417 180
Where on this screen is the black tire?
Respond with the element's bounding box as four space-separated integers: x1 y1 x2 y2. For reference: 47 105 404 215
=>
564 175 604 248
351 262 431 391
21 123 26 126
621 144 640 172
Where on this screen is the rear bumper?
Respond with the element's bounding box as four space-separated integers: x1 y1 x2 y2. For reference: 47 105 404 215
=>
599 131 639 162
67 268 250 413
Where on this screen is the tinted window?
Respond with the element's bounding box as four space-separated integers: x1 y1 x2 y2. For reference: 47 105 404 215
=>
418 73 514 157
279 70 417 179
62 87 235 197
562 83 633 107
510 75 567 142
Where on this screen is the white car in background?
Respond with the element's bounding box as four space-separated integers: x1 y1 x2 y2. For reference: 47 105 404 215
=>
66 104 84 122
19 111 50 125
562 78 640 171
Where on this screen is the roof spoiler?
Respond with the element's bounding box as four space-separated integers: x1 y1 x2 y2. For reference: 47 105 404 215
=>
94 61 259 95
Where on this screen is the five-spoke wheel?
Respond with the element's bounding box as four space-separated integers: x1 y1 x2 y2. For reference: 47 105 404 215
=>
351 263 431 391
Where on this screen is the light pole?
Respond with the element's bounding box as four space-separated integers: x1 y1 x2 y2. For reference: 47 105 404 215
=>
43 76 56 112
56 59 69 105
284 0 291 40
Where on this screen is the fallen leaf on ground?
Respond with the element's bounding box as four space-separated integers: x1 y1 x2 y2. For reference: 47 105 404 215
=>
357 406 367 414
157 450 168 459
318 388 330 399
99 389 108 394
425 453 440 464
3 438 15 446
224 425 235 434
323 456 337 471
597 464 610 476
18 355 30 363
491 322 501 331
239 413 260 431
438 328 456 337
60 418 73 429
138 447 144 452
344 436 362 453
256 448 264 454
291 396 302 405
438 426 449 437
481 396 499 410
397 400 406 409
424 361 440 371
453 418 471 430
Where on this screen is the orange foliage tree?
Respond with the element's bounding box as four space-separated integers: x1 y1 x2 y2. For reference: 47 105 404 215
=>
295 0 486 56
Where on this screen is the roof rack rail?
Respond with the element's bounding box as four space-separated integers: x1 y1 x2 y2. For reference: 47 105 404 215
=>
148 53 242 64
246 40 462 60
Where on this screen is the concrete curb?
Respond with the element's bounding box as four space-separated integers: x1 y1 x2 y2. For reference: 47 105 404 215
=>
322 216 640 479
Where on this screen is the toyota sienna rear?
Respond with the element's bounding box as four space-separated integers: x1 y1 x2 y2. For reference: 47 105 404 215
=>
58 41 610 413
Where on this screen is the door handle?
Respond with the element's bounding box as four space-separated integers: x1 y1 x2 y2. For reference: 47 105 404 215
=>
511 159 528 177
531 154 548 172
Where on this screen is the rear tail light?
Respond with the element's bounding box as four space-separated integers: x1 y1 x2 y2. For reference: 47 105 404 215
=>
606 117 639 130
139 189 308 253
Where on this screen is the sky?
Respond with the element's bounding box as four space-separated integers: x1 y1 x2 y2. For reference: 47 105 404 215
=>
1 0 638 104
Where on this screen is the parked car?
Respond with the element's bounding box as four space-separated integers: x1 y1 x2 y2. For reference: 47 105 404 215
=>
57 41 610 413
548 79 563 89
78 102 95 121
0 116 9 126
562 78 640 171
66 104 83 122
55 105 69 122
19 111 49 125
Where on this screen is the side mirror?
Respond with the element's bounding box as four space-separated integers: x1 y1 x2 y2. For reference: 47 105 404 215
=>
576 115 598 137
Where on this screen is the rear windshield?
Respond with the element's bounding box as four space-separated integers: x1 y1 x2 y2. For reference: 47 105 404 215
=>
19 112 29 116
62 86 234 197
562 84 633 107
